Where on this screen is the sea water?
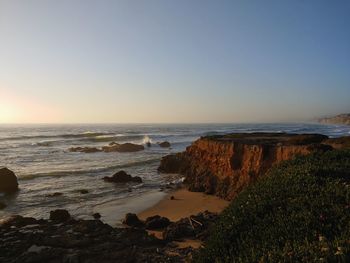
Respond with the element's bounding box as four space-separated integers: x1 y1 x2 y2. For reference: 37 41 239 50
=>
0 123 349 224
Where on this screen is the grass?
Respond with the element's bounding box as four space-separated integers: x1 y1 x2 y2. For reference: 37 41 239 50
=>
194 150 350 262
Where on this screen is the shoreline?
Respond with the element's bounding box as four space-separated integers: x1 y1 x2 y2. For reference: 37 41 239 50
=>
138 187 230 222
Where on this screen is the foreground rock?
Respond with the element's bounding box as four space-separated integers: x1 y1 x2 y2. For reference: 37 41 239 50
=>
145 215 171 230
163 211 218 241
103 170 142 183
0 211 184 263
69 146 101 153
158 133 350 200
49 209 71 222
102 143 144 152
0 167 19 193
123 213 145 228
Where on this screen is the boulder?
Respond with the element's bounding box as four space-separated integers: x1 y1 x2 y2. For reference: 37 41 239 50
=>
159 141 171 148
69 147 101 153
103 171 142 183
122 213 144 228
145 215 171 230
50 209 71 222
102 143 144 153
0 167 19 193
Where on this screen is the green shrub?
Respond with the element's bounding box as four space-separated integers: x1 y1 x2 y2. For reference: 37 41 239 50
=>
194 150 350 263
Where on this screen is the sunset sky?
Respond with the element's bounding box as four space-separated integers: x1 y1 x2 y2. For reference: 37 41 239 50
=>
0 0 349 123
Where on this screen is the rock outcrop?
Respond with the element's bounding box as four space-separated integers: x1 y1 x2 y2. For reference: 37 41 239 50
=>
103 170 142 184
159 141 171 148
69 146 102 153
102 142 145 152
0 167 19 193
158 133 350 200
319 113 350 125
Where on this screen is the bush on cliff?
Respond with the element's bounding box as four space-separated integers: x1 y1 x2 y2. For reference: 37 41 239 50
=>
194 150 350 262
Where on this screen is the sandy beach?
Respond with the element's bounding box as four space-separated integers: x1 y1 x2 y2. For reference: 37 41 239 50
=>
138 188 229 222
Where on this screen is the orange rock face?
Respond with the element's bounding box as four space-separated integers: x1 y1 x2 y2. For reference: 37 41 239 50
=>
159 133 349 200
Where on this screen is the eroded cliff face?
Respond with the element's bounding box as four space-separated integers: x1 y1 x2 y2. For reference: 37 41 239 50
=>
159 133 349 200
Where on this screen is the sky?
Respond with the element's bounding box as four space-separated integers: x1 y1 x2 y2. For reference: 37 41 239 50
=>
0 0 349 124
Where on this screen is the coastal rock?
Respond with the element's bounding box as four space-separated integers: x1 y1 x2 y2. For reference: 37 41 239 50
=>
159 141 171 148
159 133 338 200
49 209 71 222
163 211 218 241
102 143 144 153
123 213 144 228
0 167 19 193
69 146 101 153
158 153 189 174
145 215 171 230
103 170 142 183
0 212 181 263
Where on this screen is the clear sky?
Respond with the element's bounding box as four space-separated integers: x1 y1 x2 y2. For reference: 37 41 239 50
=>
0 0 349 123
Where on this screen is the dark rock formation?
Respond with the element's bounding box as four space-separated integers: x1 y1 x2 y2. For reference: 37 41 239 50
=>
159 141 171 148
49 209 71 223
123 213 144 228
158 133 349 200
145 215 171 230
319 113 350 125
69 146 102 153
0 167 19 193
93 213 101 219
103 170 142 183
158 153 189 174
0 202 6 209
163 211 218 241
0 213 183 263
102 143 144 152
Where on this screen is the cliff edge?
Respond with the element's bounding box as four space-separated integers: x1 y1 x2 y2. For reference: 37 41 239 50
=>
159 133 350 200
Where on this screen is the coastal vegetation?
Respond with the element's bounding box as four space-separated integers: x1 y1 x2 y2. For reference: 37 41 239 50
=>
194 149 350 262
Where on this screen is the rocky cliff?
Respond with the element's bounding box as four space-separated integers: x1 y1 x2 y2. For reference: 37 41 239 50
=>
319 113 350 125
159 133 350 200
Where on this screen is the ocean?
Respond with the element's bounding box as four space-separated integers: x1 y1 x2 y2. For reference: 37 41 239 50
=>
1 123 350 225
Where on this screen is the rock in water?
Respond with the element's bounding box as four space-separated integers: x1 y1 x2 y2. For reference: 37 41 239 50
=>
103 170 142 183
0 167 19 193
123 213 144 228
102 143 144 152
69 146 101 153
159 141 171 148
145 215 171 230
50 209 71 222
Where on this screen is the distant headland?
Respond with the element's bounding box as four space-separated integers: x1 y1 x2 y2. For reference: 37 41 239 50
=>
319 113 350 125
